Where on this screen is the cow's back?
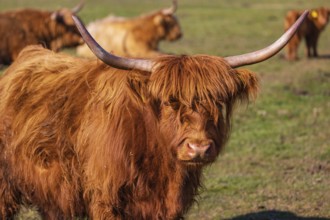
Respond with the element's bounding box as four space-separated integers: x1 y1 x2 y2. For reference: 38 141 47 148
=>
0 45 99 158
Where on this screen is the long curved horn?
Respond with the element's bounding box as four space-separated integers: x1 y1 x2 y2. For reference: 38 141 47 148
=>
72 15 154 72
162 0 177 14
71 1 85 14
224 10 309 68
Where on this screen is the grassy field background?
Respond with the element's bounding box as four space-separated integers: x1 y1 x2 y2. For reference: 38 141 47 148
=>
1 0 329 219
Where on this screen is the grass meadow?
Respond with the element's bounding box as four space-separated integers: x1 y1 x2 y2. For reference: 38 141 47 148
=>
1 0 330 219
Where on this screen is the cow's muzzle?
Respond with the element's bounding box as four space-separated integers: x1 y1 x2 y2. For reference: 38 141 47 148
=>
179 139 216 164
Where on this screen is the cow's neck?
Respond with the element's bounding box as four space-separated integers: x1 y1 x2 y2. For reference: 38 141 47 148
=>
163 164 203 218
131 107 203 218
129 143 202 218
25 12 54 48
33 14 63 50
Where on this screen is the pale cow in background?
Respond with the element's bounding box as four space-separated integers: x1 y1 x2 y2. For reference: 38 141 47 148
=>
76 0 182 58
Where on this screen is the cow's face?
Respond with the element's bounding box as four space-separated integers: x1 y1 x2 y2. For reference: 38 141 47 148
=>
310 7 330 30
158 97 226 166
149 55 258 166
154 12 182 41
50 8 84 51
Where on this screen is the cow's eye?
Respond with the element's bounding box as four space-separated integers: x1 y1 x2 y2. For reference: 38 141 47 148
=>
181 116 191 125
170 101 180 110
216 101 224 109
163 97 179 110
163 99 180 110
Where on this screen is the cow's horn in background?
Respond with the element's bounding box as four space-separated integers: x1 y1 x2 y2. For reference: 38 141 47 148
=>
224 10 309 68
163 0 178 14
72 15 154 72
71 1 85 14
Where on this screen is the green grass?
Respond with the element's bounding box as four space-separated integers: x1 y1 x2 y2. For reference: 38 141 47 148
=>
1 0 330 219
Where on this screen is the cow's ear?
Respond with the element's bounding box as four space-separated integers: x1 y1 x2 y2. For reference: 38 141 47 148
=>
153 14 164 25
234 69 259 102
51 11 60 21
51 9 75 26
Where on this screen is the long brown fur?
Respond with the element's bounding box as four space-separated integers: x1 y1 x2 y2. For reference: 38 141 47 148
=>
0 45 258 219
0 8 83 65
284 7 330 60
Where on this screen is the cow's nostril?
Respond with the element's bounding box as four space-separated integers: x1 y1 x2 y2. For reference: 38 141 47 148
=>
188 143 198 150
187 143 198 158
200 144 211 157
187 143 212 159
200 144 210 150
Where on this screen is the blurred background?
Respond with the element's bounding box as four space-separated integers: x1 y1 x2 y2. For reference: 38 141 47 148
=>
0 0 329 219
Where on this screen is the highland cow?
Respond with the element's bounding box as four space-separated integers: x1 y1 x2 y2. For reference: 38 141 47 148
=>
0 11 308 220
0 3 84 65
284 7 329 60
76 0 182 59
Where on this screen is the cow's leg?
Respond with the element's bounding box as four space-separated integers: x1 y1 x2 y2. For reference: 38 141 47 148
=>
88 201 115 219
285 35 300 60
305 36 313 58
39 208 65 220
0 130 20 219
87 193 125 220
311 34 320 57
0 172 21 219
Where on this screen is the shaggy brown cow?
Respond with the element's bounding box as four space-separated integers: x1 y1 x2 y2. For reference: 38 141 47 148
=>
0 11 308 219
0 3 84 65
76 0 182 58
284 7 330 60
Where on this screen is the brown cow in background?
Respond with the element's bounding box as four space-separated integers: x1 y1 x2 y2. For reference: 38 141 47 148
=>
0 11 307 220
284 7 329 60
76 0 182 58
0 3 84 65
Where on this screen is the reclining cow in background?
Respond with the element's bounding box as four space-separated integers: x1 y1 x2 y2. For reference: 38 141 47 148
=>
0 2 84 65
0 11 308 220
284 7 329 60
76 0 182 59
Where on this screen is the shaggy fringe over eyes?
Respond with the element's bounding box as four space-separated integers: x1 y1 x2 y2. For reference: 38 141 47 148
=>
149 55 259 110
